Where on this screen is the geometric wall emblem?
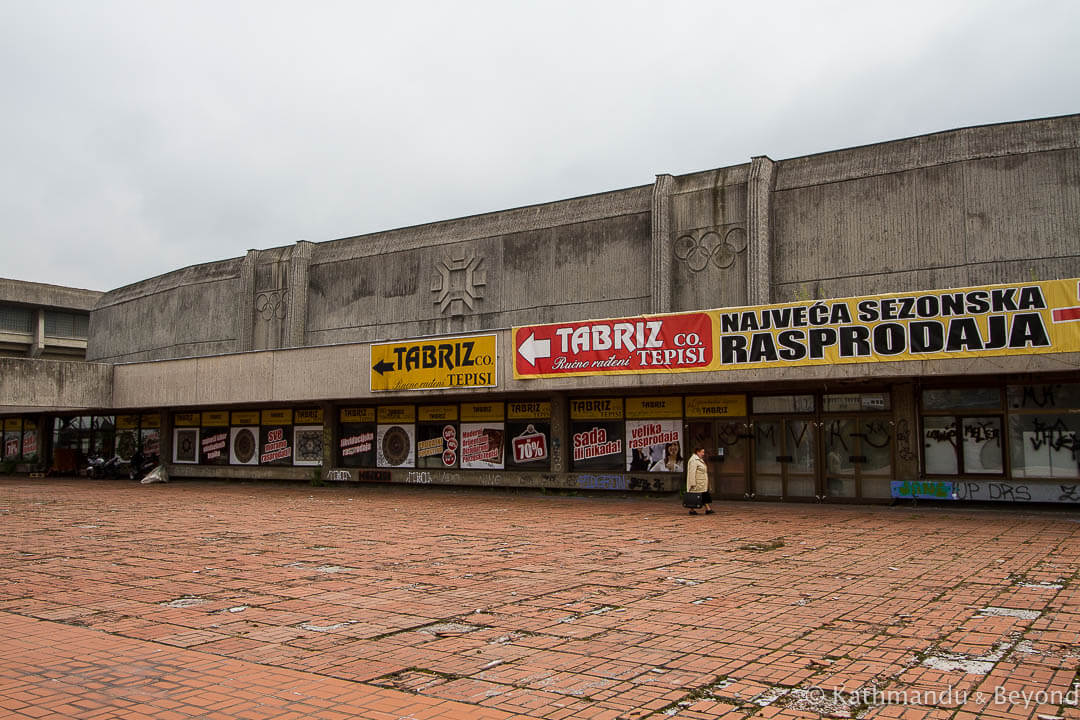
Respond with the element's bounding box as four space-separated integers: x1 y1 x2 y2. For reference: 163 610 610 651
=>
432 254 486 315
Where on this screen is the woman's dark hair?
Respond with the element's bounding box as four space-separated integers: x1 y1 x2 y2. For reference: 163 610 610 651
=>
692 446 704 454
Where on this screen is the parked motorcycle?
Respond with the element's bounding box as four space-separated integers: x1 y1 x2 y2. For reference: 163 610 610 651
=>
85 454 124 479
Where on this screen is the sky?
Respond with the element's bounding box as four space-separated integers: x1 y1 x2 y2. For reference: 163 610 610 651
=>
1 1 1078 292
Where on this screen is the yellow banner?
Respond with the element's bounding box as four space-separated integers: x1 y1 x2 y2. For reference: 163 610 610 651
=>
570 398 624 420
116 415 139 430
294 409 324 425
685 394 747 418
712 278 1080 370
370 334 497 391
340 407 375 423
140 414 161 428
202 411 229 427
507 401 551 420
626 397 682 419
514 278 1080 378
231 411 260 426
174 413 201 427
418 405 458 422
24 419 35 431
3 418 21 431
377 405 416 423
461 402 505 422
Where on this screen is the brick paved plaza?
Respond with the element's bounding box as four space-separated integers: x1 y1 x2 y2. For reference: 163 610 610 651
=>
1 479 1079 720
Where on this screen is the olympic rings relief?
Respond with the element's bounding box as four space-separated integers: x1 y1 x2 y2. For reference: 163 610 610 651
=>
673 227 748 272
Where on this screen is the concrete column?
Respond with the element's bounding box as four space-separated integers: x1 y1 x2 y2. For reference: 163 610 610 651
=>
35 413 51 470
287 241 314 348
321 401 337 472
238 250 257 352
550 392 568 473
158 410 173 466
891 383 920 483
29 309 45 358
747 156 776 305
650 174 675 314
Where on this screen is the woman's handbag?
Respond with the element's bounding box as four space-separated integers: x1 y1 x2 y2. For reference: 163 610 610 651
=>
682 492 705 509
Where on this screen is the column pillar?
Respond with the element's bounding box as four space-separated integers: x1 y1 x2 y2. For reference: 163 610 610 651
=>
29 309 45 358
238 249 257 352
747 156 776 305
550 392 568 473
287 241 314 348
321 401 337 476
650 174 675 314
158 410 173 468
892 383 920 484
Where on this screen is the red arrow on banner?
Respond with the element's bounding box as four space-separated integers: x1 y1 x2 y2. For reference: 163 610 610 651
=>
1052 281 1080 323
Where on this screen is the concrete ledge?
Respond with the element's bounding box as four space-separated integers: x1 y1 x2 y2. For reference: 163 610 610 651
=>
324 467 680 492
166 465 316 482
167 464 682 492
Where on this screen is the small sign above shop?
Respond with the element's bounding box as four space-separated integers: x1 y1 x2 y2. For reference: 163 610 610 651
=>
370 334 497 392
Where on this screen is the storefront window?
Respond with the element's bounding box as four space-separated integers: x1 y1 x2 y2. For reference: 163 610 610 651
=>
923 416 959 474
200 412 230 465
417 406 458 469
339 408 376 467
921 388 1004 476
923 388 1000 411
752 395 815 414
625 397 684 473
962 417 1003 474
507 401 552 471
3 418 22 460
570 398 624 472
1007 383 1080 479
293 409 325 467
823 393 891 413
1009 414 1080 479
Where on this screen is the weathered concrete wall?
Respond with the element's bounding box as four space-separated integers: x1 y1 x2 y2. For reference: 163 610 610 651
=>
84 115 1080 365
770 115 1080 301
655 166 752 313
0 357 112 412
0 278 102 310
112 344 369 408
88 258 244 362
305 187 653 346
111 326 1080 409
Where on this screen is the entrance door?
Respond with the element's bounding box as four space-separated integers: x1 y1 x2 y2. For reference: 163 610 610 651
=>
685 420 750 497
823 417 894 498
753 418 818 499
715 419 750 497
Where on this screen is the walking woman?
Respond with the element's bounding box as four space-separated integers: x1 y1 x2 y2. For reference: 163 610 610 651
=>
685 446 714 515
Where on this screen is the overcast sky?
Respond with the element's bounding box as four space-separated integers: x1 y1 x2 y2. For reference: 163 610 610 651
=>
1 1 1077 292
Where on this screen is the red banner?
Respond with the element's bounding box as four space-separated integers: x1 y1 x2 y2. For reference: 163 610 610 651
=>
514 313 713 378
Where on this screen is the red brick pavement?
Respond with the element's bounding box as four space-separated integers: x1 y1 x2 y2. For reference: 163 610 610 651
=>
1 479 1079 719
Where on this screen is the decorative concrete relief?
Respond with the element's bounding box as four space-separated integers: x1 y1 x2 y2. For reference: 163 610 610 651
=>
673 227 748 272
255 289 288 321
431 254 486 315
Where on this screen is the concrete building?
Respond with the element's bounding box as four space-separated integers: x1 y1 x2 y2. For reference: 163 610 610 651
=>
0 279 100 360
2 115 1079 502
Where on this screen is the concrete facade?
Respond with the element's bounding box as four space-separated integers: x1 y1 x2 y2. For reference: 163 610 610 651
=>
3 115 1079 501
0 278 101 360
86 115 1080 365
